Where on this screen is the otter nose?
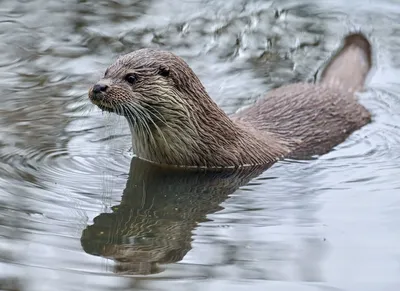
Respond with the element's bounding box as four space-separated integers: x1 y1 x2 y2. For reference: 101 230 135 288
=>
93 83 108 94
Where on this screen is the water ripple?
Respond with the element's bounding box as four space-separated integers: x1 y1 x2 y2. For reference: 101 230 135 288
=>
1 0 400 290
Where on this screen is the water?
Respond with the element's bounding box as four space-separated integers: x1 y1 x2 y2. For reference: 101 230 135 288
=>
1 0 400 290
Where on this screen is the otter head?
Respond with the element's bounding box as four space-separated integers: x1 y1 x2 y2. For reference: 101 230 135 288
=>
88 48 196 117
88 48 242 167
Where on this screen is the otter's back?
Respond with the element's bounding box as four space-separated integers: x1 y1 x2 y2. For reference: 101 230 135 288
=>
232 83 371 157
232 33 372 158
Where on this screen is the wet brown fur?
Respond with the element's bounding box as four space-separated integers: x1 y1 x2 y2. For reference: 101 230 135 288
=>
88 33 372 168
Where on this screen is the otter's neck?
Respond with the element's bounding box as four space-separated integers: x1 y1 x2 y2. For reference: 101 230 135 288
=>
128 90 290 168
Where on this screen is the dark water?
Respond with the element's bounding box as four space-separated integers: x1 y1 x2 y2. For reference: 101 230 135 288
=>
1 0 400 290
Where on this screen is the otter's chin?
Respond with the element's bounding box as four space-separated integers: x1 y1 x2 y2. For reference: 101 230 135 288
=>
88 90 118 114
96 103 117 113
95 102 133 120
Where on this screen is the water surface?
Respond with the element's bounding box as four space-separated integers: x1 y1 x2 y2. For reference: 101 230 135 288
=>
1 0 400 290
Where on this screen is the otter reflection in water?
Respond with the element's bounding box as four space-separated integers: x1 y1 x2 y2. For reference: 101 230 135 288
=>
81 157 268 275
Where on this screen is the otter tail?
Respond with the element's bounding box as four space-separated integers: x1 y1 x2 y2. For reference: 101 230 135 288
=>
320 33 372 93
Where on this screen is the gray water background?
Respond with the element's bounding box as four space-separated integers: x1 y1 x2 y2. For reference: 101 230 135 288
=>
1 0 400 290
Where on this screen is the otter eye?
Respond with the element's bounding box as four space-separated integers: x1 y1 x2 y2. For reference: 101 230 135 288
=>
125 73 137 84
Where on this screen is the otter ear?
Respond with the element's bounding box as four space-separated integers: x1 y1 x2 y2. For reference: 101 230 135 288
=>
158 64 170 77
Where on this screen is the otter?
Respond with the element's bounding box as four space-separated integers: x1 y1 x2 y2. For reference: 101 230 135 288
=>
88 33 372 168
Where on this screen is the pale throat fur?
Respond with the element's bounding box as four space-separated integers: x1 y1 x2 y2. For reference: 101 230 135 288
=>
123 58 287 168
